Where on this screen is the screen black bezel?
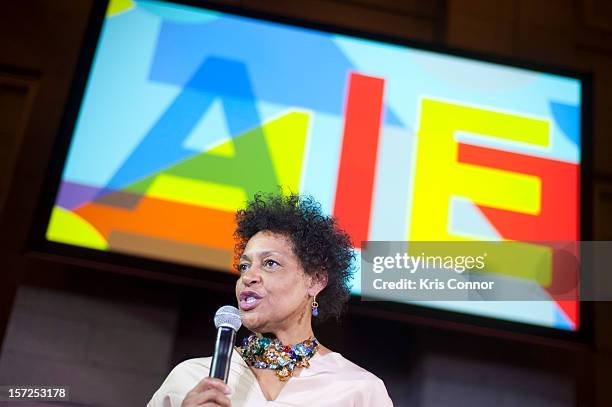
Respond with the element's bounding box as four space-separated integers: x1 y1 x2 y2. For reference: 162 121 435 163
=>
28 0 593 346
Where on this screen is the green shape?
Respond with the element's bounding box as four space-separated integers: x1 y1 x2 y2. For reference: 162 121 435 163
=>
263 111 309 192
166 123 279 198
125 177 155 195
125 110 310 202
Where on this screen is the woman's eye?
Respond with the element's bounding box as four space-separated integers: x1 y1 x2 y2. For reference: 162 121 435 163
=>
264 259 278 269
237 263 249 273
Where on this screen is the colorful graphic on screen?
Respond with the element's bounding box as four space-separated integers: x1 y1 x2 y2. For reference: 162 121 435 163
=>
46 0 582 331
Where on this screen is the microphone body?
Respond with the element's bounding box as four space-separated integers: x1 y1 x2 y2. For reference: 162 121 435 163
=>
210 326 236 382
209 305 242 383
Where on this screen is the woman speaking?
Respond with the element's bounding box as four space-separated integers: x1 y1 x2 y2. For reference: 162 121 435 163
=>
148 193 393 406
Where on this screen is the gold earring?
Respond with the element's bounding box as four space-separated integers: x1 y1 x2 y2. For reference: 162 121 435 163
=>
311 295 319 317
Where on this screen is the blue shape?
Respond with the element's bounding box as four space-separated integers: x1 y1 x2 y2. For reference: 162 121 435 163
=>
550 101 580 147
63 7 177 187
103 57 261 191
188 56 255 101
139 0 220 23
150 15 403 126
553 305 574 331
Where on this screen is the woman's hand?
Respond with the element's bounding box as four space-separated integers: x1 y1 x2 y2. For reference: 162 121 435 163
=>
180 377 232 407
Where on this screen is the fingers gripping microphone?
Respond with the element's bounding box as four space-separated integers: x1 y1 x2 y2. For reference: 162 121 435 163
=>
209 305 242 383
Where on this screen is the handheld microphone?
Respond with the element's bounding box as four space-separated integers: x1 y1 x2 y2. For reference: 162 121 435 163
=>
209 305 242 383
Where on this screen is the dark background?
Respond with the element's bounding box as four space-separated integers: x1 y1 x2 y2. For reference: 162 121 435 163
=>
1 1 612 406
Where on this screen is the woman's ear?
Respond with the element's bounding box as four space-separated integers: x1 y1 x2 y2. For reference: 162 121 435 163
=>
308 270 328 297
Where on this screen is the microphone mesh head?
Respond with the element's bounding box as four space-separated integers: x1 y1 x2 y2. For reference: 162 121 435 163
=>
214 305 242 331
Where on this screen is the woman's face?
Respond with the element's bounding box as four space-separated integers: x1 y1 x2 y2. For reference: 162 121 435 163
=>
235 230 313 333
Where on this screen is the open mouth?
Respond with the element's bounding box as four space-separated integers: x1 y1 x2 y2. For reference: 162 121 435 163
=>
239 291 263 311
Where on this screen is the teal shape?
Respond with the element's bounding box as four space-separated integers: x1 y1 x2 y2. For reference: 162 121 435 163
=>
550 101 580 146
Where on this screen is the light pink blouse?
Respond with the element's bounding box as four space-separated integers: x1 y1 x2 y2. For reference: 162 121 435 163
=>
147 348 394 406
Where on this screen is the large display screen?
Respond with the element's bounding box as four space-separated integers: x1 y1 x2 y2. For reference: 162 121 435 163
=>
45 0 582 332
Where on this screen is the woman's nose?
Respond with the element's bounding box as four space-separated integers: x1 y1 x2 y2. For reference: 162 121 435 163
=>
241 268 261 286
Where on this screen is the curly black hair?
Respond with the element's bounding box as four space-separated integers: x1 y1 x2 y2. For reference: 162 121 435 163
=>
234 192 355 322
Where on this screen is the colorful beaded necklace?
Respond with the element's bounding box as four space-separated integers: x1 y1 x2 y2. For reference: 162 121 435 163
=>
238 333 319 381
